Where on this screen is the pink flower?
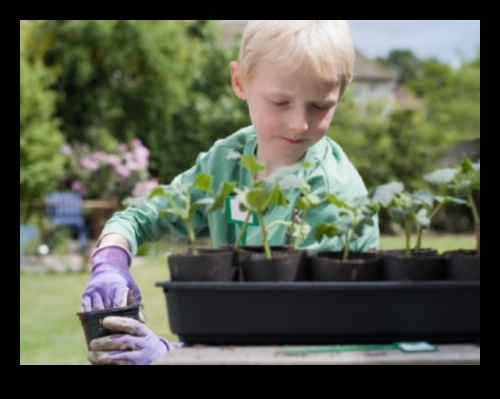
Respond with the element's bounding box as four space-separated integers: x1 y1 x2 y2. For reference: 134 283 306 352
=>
132 179 159 197
93 151 107 161
133 146 150 169
115 164 131 178
131 138 143 148
106 154 122 167
80 156 100 171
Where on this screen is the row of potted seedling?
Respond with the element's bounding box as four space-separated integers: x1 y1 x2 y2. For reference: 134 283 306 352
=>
144 153 479 282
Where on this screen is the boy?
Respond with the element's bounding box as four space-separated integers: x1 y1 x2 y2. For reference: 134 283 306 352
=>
82 20 380 365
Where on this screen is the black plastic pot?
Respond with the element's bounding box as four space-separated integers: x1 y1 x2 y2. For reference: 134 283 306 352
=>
168 248 237 282
382 253 447 281
76 304 141 350
310 251 382 281
382 248 439 257
444 249 480 281
239 246 309 281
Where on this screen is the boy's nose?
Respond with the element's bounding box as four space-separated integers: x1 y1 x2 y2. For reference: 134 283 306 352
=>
288 111 308 134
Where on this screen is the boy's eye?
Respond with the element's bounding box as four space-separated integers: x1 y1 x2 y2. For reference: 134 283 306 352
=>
273 101 289 106
311 104 331 110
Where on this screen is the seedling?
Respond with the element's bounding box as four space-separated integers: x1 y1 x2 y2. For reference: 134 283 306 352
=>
315 192 379 260
423 156 480 255
372 182 428 257
147 173 215 256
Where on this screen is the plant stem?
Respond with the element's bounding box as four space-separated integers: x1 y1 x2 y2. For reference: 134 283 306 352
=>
405 219 412 257
258 214 272 259
415 202 445 251
296 209 310 250
287 209 296 250
468 193 480 255
186 222 198 256
234 211 251 250
342 229 352 260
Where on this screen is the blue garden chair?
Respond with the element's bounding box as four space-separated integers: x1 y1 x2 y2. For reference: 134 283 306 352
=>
44 192 89 256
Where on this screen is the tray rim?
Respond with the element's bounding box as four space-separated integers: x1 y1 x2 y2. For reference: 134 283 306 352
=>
155 280 480 291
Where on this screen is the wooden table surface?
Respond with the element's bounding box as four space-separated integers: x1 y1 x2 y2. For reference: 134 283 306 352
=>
154 344 480 365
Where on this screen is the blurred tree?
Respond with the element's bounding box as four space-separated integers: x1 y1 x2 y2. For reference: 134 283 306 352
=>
27 20 248 184
377 46 480 143
376 49 423 84
20 21 66 219
414 53 480 143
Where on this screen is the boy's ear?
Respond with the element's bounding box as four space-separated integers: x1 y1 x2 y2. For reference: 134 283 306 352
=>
229 61 247 100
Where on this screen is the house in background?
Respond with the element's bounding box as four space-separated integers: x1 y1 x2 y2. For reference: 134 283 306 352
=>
351 50 398 106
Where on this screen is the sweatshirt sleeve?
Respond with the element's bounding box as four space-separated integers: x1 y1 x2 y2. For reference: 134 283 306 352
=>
98 151 213 255
97 127 252 254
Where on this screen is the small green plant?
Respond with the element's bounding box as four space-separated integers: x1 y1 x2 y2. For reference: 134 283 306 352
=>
261 161 321 251
372 181 467 257
145 173 232 256
423 156 480 255
314 192 379 260
227 152 289 259
227 152 322 258
413 191 467 252
127 172 236 256
373 182 429 257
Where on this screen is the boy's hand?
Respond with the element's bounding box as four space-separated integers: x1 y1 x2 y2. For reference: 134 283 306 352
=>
87 316 178 365
81 245 142 312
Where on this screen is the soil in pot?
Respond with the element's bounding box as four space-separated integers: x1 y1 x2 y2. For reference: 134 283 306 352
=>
240 246 309 281
168 247 237 282
77 304 141 350
382 248 439 257
309 251 382 281
443 249 480 281
382 253 446 281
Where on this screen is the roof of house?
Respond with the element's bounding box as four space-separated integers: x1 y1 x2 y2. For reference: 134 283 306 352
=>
353 50 398 81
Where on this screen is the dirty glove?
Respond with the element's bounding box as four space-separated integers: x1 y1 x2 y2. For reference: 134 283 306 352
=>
81 245 141 313
87 316 181 365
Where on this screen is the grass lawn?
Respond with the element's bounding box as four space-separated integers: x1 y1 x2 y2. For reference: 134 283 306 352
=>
20 233 475 365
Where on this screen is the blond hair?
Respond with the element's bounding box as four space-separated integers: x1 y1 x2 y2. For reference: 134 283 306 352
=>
237 20 355 97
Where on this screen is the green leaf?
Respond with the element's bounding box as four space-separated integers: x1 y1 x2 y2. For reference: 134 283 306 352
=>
436 195 468 206
459 156 475 174
423 168 457 185
326 193 350 209
372 181 404 207
210 181 237 211
353 218 373 237
302 160 313 169
315 223 340 242
189 197 215 216
240 155 265 173
159 209 179 217
245 188 268 212
193 173 213 192
267 185 288 207
148 186 166 199
412 189 434 208
416 208 430 228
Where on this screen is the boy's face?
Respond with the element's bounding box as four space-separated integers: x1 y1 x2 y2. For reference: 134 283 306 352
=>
230 61 341 168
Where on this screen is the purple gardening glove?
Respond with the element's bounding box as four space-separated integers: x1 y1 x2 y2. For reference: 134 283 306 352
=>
87 316 182 365
81 245 142 315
